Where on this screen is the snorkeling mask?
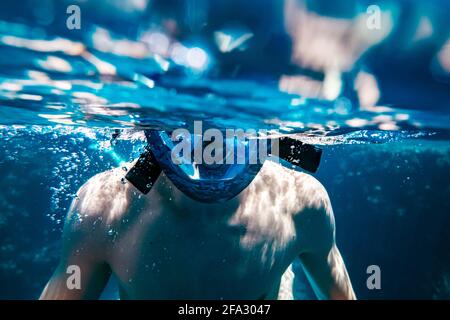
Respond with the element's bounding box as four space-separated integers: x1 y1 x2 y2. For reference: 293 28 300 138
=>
126 130 322 203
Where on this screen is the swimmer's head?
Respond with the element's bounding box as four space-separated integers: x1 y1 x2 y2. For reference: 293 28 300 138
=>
126 129 321 203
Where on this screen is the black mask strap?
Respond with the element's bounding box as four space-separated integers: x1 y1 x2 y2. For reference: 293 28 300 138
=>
275 137 322 173
125 144 162 194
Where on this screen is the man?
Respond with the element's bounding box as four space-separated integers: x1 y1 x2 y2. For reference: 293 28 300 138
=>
40 132 355 299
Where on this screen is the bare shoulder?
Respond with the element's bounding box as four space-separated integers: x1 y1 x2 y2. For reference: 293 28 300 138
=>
259 160 332 213
66 162 141 231
259 160 335 252
59 162 149 259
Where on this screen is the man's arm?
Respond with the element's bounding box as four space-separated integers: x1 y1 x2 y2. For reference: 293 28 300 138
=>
294 175 356 300
299 244 356 300
40 187 111 299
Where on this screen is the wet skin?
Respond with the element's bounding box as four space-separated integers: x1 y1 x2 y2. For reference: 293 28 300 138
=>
40 160 355 300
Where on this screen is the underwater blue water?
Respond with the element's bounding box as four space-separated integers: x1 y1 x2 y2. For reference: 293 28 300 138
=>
0 0 449 299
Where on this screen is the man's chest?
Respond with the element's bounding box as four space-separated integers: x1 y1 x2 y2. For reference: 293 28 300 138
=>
107 201 299 299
